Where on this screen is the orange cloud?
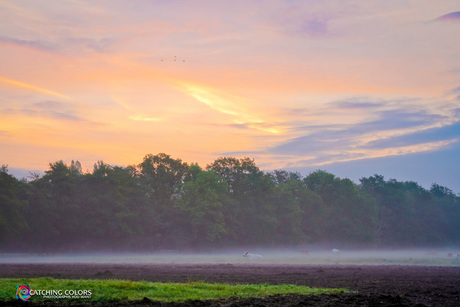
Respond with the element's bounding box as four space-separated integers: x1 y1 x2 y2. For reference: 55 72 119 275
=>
178 82 286 135
0 76 70 99
129 115 163 122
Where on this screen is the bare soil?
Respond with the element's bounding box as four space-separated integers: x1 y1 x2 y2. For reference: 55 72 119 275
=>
1 263 459 306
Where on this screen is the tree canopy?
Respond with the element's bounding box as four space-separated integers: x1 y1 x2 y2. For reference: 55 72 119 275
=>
0 154 459 251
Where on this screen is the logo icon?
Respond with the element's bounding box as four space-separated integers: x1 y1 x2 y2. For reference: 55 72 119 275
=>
16 284 31 301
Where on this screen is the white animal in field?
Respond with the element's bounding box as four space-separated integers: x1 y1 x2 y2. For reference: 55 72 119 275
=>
243 251 263 259
332 248 341 255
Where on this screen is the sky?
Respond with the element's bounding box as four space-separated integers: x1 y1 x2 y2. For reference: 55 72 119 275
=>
1 0 459 192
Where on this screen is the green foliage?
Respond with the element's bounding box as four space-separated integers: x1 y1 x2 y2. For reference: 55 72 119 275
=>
138 153 188 206
360 175 459 246
303 171 378 244
0 278 347 302
0 156 459 251
0 165 28 247
174 167 228 246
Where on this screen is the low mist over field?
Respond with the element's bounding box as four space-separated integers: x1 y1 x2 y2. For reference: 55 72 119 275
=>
1 248 460 266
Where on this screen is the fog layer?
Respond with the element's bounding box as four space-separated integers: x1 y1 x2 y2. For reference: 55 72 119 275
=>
1 248 460 266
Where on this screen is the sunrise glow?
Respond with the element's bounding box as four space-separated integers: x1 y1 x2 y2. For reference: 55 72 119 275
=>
1 0 459 190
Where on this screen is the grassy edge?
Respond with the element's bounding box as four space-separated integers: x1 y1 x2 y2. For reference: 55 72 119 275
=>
1 277 349 303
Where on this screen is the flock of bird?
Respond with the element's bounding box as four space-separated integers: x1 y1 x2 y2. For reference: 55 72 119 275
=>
160 56 186 62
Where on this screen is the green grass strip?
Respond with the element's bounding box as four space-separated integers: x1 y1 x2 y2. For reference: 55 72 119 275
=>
0 277 348 302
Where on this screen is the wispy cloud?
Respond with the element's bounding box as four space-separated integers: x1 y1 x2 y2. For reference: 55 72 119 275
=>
181 83 239 116
4 100 84 122
299 17 330 37
0 34 116 55
364 121 460 149
226 95 460 169
0 35 56 51
199 121 287 135
33 100 82 121
0 76 70 99
111 96 131 110
58 37 116 54
288 139 458 167
453 108 460 117
178 82 285 135
330 100 388 110
436 11 460 21
0 130 10 137
129 115 162 122
269 2 338 38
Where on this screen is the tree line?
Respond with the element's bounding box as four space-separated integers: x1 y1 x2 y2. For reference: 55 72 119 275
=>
1 153 459 251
